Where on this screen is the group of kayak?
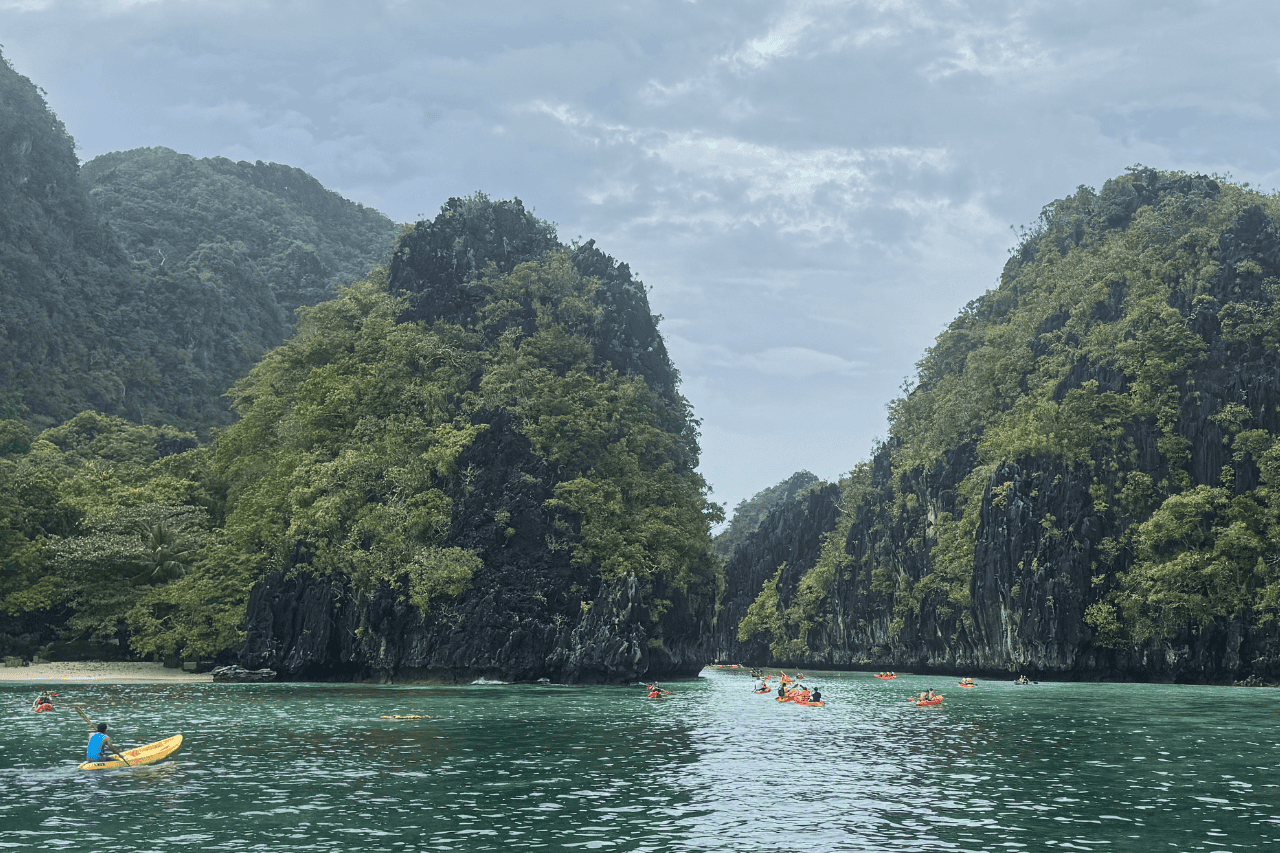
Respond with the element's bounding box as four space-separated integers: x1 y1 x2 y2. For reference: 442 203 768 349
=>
751 671 825 707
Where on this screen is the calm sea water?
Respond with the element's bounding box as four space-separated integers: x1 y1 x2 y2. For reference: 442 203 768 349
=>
1 670 1278 852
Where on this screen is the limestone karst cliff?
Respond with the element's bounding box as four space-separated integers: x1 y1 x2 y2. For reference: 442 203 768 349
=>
236 197 720 683
729 168 1280 683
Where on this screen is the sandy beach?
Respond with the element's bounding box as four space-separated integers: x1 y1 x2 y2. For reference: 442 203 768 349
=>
0 661 212 684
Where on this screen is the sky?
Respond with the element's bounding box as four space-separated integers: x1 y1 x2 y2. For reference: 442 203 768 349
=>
4 0 1280 517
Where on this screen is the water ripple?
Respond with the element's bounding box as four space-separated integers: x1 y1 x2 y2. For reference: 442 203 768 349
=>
1 676 1278 850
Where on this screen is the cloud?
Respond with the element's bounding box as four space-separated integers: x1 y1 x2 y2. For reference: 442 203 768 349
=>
667 336 866 379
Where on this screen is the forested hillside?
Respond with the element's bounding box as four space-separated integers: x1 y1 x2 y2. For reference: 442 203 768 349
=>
711 471 821 563
0 51 139 427
0 47 718 680
178 197 720 682
82 147 397 319
732 167 1280 683
0 49 396 436
0 412 210 659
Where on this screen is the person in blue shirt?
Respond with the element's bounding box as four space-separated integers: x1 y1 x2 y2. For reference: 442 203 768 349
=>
86 723 114 761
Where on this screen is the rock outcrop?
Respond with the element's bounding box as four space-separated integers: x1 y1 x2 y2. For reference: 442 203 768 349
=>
712 483 839 663
238 197 717 684
724 169 1280 683
211 665 276 683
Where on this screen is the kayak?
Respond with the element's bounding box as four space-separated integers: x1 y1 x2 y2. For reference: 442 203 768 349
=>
959 682 974 688
874 675 897 680
913 697 943 707
753 688 771 694
79 734 183 770
33 704 55 713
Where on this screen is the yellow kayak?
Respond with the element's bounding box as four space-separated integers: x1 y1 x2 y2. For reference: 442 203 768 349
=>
79 734 183 770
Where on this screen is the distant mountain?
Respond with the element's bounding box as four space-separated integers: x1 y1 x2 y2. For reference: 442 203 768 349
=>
82 147 398 319
730 168 1280 683
711 470 822 564
0 50 138 426
0 48 397 435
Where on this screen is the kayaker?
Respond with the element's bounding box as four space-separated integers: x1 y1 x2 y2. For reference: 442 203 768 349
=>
797 686 811 703
776 681 787 699
32 691 55 711
811 687 822 703
86 723 114 761
753 677 765 692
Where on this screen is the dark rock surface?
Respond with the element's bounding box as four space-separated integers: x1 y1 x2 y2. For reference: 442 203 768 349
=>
712 483 839 663
211 665 276 683
241 407 712 684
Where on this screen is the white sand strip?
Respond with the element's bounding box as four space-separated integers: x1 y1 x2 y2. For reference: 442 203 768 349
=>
0 661 212 683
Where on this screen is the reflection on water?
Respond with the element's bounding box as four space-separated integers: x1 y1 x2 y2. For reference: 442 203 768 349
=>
1 674 1278 851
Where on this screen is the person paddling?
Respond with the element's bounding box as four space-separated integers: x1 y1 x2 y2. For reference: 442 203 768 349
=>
86 723 114 761
810 686 822 703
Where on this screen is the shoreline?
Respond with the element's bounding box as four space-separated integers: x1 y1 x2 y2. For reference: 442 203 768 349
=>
0 661 212 684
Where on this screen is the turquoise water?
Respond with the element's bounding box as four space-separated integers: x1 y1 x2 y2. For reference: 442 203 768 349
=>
2 670 1279 851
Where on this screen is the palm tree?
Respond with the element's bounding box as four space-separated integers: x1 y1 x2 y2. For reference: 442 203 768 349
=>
134 521 194 584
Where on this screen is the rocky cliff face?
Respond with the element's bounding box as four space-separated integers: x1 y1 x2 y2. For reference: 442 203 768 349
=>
711 483 839 663
238 198 716 683
242 407 711 683
726 169 1280 683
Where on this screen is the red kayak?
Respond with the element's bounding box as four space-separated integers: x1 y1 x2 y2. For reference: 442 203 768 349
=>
913 697 943 707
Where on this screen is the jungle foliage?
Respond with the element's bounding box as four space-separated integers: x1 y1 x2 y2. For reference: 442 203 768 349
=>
0 48 396 436
2 199 720 661
0 411 214 657
711 470 821 564
211 242 717 604
738 167 1280 660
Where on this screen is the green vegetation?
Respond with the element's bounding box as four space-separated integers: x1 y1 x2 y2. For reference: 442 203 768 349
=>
82 147 398 318
712 471 821 563
738 167 1280 659
2 198 720 662
0 412 213 657
0 47 396 436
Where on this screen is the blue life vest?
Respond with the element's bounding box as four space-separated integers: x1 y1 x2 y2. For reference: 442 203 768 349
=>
87 732 107 760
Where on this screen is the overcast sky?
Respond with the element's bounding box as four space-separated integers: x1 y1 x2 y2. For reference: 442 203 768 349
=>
5 0 1279 516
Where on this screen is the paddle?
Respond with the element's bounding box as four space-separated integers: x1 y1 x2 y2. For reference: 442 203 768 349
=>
74 705 130 766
